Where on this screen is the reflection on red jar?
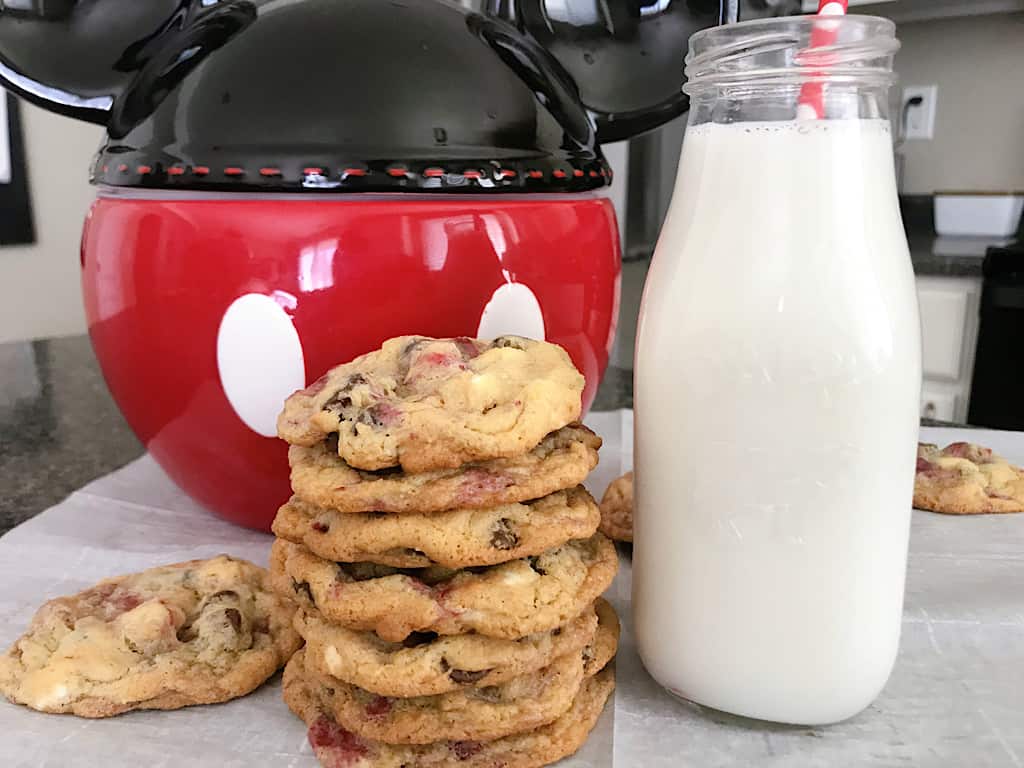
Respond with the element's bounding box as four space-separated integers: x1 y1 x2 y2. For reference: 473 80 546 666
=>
82 194 621 531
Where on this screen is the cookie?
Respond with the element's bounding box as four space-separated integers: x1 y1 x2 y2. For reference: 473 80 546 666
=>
272 486 601 569
0 556 301 718
305 647 583 745
270 534 617 642
288 424 601 515
285 650 615 768
298 599 611 698
299 604 618 745
277 336 585 473
584 598 621 677
915 441 1024 514
599 471 634 543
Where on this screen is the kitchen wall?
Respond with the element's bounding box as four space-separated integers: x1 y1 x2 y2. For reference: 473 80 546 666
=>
0 102 102 344
895 12 1024 195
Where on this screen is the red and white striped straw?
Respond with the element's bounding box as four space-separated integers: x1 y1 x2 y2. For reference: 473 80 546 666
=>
796 0 849 120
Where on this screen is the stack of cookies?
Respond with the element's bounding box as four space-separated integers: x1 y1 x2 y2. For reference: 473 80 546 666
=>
270 335 620 768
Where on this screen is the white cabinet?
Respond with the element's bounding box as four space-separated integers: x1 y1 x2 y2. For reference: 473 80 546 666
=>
916 275 982 422
800 0 1024 22
918 280 971 381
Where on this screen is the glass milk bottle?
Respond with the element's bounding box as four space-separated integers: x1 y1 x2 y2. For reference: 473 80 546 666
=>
633 16 921 725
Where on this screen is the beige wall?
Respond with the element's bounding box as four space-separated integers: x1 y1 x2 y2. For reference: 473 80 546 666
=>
895 12 1024 195
0 101 102 344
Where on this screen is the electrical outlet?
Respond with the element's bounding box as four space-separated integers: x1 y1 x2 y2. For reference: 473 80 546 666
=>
902 85 938 140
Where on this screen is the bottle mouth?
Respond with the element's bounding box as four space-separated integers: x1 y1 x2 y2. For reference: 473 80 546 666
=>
684 15 899 93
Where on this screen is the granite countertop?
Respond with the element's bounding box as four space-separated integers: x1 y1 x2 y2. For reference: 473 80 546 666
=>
902 195 1013 279
0 334 968 536
908 231 993 278
0 337 143 536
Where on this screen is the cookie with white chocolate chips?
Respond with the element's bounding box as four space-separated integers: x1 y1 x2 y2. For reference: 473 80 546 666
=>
272 485 601 569
296 600 613 698
915 441 1024 514
269 534 618 642
296 601 618 745
305 649 584 745
288 424 601 515
599 471 634 543
0 556 301 717
277 336 585 473
284 649 616 768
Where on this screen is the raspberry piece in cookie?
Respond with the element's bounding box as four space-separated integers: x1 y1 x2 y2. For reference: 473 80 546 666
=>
277 336 585 473
0 556 301 717
914 441 1024 514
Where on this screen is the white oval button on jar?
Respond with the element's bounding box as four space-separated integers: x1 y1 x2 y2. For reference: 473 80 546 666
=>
477 282 546 341
216 293 306 437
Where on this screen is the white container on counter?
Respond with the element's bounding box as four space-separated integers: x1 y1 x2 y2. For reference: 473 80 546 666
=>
934 193 1024 237
633 16 922 726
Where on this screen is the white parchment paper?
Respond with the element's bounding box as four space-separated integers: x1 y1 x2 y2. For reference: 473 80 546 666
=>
1 413 1022 767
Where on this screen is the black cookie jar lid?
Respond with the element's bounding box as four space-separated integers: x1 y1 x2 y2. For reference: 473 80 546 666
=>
0 0 732 194
0 0 629 193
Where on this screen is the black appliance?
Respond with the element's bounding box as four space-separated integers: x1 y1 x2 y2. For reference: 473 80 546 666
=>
968 208 1024 429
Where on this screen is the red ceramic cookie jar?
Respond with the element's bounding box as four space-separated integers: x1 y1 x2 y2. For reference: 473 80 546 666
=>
0 0 724 530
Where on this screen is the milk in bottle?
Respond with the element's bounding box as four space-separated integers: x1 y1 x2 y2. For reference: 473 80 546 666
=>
633 17 921 725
